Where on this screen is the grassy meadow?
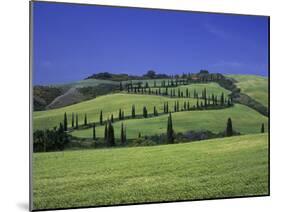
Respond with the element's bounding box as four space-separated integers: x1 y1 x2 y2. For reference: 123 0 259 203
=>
149 82 231 97
33 133 268 210
228 75 268 107
34 93 215 131
71 104 268 139
32 75 269 210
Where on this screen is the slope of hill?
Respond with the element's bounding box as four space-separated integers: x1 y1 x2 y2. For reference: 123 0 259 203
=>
33 133 268 210
71 103 268 139
34 79 120 111
227 75 268 107
150 82 231 97
33 93 209 130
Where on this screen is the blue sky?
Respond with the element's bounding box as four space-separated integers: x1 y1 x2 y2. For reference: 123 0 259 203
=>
33 2 269 85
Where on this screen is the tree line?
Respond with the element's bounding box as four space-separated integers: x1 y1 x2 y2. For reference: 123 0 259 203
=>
63 97 233 134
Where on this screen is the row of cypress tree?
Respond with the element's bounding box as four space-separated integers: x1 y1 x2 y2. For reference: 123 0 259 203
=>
63 98 232 131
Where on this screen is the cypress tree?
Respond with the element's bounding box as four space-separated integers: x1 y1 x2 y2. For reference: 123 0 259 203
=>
177 101 179 112
167 112 174 143
75 113 78 129
132 105 136 118
166 102 169 113
93 123 96 140
111 114 114 123
261 123 265 133
122 111 125 120
120 122 125 145
143 106 148 118
184 101 187 110
226 118 233 136
119 108 122 120
107 121 115 146
84 114 87 126
71 112 74 128
138 132 141 138
124 127 127 144
174 101 177 112
63 112 68 131
153 106 157 116
220 92 224 106
100 110 103 125
104 121 108 141
212 94 215 105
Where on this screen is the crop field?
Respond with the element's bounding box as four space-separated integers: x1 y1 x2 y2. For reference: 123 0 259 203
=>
227 75 268 107
32 133 268 210
71 104 268 139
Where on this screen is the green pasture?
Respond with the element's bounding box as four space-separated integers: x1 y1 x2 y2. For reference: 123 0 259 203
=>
149 82 231 97
33 133 268 210
71 104 268 139
33 93 207 130
227 74 268 107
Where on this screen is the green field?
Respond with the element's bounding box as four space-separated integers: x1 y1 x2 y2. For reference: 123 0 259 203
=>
34 93 210 130
33 133 268 210
228 75 268 107
149 82 231 97
71 104 268 139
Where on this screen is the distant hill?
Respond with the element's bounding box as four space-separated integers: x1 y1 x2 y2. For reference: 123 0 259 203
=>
85 71 170 81
33 71 269 117
227 75 268 108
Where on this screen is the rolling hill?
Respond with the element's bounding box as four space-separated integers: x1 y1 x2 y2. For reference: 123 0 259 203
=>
149 82 231 97
227 75 268 107
33 92 227 131
32 133 268 210
71 103 268 139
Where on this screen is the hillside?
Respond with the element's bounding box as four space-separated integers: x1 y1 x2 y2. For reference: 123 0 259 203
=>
33 133 268 210
227 75 268 107
149 82 231 97
33 79 119 111
33 84 231 131
71 103 268 139
34 93 204 130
